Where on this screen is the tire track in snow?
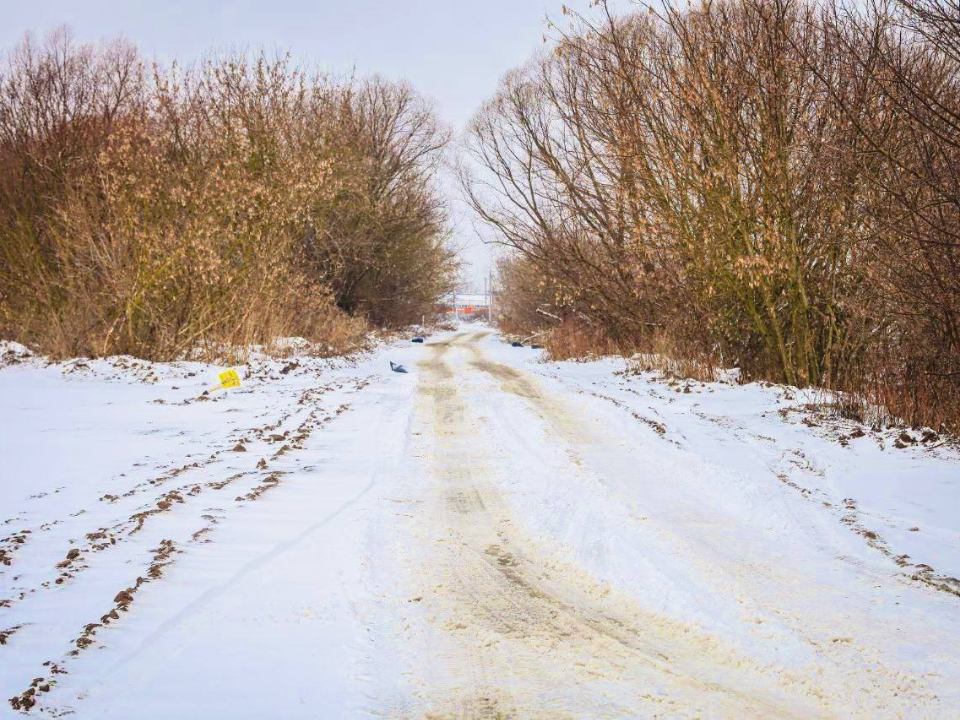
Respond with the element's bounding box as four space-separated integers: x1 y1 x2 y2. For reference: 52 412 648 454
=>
2 377 372 714
0 380 357 612
404 333 825 717
456 333 950 714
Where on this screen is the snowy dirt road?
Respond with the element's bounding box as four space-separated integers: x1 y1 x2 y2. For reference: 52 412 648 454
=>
2 329 959 717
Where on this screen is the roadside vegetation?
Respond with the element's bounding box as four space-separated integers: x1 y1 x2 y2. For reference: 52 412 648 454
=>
0 30 457 361
463 0 960 433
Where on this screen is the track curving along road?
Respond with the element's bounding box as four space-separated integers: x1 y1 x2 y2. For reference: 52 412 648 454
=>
3 329 958 717
386 330 957 717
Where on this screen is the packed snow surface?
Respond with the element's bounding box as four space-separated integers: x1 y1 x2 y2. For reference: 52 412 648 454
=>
1 329 958 716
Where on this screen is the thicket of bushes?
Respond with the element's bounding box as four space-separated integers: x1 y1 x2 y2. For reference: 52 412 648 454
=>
464 0 960 432
0 30 456 360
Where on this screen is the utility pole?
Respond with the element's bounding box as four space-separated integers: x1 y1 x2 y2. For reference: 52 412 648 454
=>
488 268 493 324
483 275 488 324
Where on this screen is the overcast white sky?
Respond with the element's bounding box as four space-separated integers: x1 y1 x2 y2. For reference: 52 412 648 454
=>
2 0 611 287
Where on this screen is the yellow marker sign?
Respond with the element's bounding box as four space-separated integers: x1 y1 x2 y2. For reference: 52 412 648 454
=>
217 369 241 390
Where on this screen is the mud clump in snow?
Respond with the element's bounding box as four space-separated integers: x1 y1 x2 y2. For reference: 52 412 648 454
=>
206 472 247 491
0 341 35 366
61 538 180 664
235 472 284 502
589 390 670 439
8 671 62 710
0 624 25 645
782 484 960 600
895 431 917 448
271 443 292 458
0 529 31 566
129 490 185 533
191 526 214 543
911 567 960 598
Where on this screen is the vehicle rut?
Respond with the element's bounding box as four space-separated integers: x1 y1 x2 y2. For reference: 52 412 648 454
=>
407 332 824 717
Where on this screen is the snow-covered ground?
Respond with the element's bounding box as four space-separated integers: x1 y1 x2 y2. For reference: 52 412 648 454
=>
1 330 958 716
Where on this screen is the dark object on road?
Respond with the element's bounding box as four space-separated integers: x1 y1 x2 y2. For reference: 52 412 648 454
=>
412 337 425 343
389 361 408 374
531 344 543 350
511 341 523 348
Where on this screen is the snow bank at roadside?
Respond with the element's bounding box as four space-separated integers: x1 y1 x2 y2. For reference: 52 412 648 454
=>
0 341 372 506
0 332 425 716
508 342 960 591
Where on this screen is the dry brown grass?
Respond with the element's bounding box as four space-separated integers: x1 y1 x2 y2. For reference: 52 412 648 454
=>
541 321 620 362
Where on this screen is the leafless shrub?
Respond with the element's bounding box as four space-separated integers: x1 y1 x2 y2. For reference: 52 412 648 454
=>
0 31 455 360
464 0 959 432
303 76 457 327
